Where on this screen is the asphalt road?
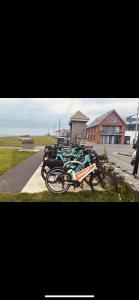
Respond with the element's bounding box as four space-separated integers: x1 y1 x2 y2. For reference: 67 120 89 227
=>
0 150 43 192
93 144 134 173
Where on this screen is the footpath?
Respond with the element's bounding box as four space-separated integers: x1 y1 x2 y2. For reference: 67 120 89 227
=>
0 150 43 192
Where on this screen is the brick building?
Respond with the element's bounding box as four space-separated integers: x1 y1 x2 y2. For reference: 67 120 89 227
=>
69 111 89 144
86 110 126 144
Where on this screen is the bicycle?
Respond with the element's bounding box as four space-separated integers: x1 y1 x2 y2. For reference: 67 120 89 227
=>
41 146 86 181
45 153 118 194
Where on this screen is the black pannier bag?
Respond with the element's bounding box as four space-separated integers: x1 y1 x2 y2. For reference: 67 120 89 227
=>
43 159 64 169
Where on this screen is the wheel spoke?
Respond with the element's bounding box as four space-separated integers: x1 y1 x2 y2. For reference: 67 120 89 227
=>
45 168 70 193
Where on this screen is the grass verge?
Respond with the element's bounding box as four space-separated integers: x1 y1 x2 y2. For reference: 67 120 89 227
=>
0 149 35 176
0 185 136 202
0 136 57 147
0 137 21 147
33 136 57 146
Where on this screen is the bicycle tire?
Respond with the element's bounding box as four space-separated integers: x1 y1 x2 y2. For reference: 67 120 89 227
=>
41 167 49 180
84 166 105 186
45 168 71 194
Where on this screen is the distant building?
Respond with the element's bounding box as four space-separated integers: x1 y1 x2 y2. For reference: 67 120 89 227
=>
55 129 70 137
86 110 126 144
125 116 139 144
69 111 89 144
55 129 70 145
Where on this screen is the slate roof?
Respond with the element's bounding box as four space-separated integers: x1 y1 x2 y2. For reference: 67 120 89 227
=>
69 111 89 123
87 110 126 128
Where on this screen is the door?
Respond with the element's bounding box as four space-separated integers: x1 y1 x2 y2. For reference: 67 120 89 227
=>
114 136 120 144
109 136 112 144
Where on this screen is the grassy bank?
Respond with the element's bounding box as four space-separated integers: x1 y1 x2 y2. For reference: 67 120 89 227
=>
0 149 35 176
0 137 21 147
33 136 57 146
0 185 137 202
0 136 57 147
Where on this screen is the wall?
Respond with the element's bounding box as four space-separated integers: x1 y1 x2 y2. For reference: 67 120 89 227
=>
86 126 101 143
70 121 87 144
100 112 125 127
87 111 126 144
125 131 136 144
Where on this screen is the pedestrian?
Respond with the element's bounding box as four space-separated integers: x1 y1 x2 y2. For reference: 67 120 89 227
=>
133 134 139 178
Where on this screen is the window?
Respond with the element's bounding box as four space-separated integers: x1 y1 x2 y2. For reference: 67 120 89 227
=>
114 127 120 133
102 126 113 134
102 126 121 134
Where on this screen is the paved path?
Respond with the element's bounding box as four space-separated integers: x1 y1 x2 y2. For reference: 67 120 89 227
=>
21 164 46 193
0 146 21 149
21 164 103 193
0 150 43 193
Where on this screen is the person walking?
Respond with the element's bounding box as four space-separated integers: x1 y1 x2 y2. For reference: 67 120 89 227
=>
133 134 139 178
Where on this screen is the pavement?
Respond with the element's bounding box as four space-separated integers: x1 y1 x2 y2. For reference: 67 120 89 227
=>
0 150 43 192
21 163 103 193
0 146 21 149
21 163 46 193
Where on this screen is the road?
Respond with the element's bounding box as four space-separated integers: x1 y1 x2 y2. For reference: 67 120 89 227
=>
93 144 134 173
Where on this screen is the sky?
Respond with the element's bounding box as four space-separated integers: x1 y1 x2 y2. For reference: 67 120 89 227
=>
0 98 138 136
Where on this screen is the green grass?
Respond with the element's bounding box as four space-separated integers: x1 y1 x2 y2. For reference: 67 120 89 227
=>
0 137 21 147
33 136 57 146
0 136 57 147
0 187 135 202
0 149 35 176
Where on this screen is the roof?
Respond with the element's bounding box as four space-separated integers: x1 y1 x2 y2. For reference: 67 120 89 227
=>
87 110 126 128
69 111 89 123
127 121 139 125
126 117 139 125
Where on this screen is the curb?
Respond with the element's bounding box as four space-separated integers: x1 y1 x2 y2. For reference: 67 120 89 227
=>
117 152 132 157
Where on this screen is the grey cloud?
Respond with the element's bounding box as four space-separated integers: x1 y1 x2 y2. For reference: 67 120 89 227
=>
0 98 138 136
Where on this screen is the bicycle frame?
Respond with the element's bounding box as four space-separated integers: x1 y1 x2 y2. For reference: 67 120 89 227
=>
64 160 97 183
72 163 97 182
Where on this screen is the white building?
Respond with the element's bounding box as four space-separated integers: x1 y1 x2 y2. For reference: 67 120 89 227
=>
125 130 136 144
125 116 139 144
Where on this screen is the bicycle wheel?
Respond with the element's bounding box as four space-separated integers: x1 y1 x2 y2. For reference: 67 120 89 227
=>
41 166 49 180
84 172 105 186
45 168 71 194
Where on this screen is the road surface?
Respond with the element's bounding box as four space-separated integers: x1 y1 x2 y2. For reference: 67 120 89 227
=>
93 144 134 173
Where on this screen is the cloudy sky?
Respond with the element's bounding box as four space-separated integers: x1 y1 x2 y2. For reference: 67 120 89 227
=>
0 98 138 136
